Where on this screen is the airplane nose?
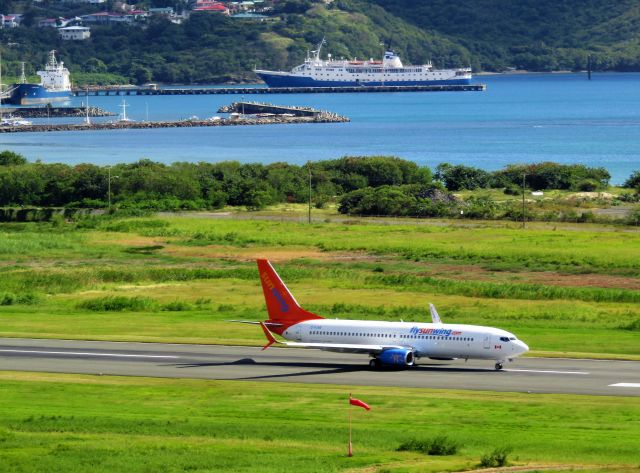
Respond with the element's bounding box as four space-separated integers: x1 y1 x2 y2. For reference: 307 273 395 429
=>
516 340 529 354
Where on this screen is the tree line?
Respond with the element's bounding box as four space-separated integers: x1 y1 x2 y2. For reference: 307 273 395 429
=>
1 151 639 222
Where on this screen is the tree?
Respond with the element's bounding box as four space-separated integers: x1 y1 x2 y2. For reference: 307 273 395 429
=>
0 151 27 166
435 163 491 191
623 170 640 190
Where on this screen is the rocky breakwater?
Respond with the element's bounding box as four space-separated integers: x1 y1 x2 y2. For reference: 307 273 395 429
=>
8 107 115 118
0 113 349 133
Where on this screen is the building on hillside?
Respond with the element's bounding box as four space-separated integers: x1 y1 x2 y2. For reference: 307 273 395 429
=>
59 25 91 40
64 0 107 4
126 9 150 20
38 18 60 27
81 12 134 24
1 14 22 27
192 0 229 14
149 7 174 15
231 12 268 20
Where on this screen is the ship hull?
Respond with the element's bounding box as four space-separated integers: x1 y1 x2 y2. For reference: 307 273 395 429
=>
256 72 472 88
5 84 71 105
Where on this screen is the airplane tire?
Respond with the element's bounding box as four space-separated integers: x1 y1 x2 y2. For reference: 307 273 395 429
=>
369 359 380 370
495 362 503 371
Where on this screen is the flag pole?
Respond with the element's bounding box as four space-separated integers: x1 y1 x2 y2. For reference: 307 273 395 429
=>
348 393 353 457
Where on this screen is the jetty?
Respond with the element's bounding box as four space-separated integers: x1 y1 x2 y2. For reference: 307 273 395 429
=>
72 83 485 97
2 106 114 118
0 113 349 134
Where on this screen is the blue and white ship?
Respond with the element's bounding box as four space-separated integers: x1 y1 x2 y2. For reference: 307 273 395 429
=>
6 51 72 105
254 41 472 87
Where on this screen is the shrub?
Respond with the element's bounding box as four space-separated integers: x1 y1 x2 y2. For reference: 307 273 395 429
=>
78 296 156 312
620 319 640 331
161 301 193 311
397 436 458 456
0 292 39 305
480 447 512 467
577 179 600 191
623 170 640 189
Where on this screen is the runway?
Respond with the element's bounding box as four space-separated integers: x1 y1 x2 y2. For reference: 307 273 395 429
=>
1 338 639 396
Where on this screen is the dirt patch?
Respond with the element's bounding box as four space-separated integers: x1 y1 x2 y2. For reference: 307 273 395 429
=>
415 263 640 290
160 245 376 263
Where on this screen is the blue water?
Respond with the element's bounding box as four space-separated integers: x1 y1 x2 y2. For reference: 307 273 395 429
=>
2 72 639 184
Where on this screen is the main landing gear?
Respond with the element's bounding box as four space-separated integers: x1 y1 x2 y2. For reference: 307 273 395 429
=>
369 359 381 369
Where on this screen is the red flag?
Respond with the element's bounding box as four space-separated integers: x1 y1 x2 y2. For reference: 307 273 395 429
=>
349 396 370 411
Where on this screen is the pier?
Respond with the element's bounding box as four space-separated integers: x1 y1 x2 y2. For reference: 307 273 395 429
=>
72 83 486 97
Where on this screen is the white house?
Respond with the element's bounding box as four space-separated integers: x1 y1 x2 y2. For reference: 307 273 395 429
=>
59 26 91 40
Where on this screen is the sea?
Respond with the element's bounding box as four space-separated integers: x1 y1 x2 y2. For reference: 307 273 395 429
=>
1 72 639 184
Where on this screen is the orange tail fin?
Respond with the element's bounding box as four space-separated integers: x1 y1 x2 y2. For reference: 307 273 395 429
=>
257 259 322 334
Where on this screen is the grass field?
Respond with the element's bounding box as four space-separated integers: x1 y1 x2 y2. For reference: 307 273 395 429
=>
0 213 639 358
0 371 638 473
1 212 640 472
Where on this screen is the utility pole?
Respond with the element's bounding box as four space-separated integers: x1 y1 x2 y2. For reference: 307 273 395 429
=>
108 166 112 211
308 162 312 224
522 172 526 228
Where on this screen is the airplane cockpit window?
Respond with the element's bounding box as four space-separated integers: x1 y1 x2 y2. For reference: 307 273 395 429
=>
509 337 516 340
499 336 511 342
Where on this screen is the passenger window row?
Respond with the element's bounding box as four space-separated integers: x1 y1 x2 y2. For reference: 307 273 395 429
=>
309 330 474 342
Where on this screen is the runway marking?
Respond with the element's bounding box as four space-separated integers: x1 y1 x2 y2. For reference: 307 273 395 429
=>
609 383 640 388
0 349 179 359
505 369 590 375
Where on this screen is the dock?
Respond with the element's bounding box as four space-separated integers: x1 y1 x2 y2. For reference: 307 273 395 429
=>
72 83 486 97
218 101 327 117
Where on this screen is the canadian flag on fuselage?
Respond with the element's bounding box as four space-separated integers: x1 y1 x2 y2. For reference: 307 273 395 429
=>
257 259 323 335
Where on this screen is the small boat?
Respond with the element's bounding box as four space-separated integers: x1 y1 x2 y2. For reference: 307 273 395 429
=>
0 116 32 126
116 100 134 122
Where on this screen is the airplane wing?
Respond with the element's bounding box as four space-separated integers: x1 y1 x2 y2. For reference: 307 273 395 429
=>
258 322 404 354
429 303 442 324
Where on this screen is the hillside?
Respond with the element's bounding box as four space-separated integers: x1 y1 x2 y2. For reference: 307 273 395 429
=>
0 0 639 85
0 0 469 85
369 0 640 71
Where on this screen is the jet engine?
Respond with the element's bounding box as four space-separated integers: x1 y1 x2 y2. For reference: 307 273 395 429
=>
378 348 415 367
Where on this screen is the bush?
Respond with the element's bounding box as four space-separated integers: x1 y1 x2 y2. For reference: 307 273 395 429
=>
0 292 40 305
620 319 640 331
161 300 193 311
623 170 640 189
397 436 458 456
577 179 600 191
78 296 156 312
480 447 512 467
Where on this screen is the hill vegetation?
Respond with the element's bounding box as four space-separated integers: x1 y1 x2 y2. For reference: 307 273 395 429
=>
2 0 640 85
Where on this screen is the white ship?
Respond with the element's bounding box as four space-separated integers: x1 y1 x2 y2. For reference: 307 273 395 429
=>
255 40 472 88
6 51 72 105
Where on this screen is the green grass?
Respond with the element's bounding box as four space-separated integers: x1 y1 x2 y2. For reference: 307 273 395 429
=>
0 372 638 473
0 215 638 358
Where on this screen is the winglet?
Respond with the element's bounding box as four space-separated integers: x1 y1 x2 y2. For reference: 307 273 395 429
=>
259 321 278 350
429 303 442 324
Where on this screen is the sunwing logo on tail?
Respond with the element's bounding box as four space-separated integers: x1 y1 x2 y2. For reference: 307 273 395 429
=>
260 271 289 313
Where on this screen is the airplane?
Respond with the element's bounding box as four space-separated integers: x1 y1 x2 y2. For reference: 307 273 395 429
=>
244 259 529 370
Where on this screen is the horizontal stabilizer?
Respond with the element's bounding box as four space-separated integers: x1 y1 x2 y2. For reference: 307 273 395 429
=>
226 320 283 327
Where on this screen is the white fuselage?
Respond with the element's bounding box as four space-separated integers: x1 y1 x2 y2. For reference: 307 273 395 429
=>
282 319 528 361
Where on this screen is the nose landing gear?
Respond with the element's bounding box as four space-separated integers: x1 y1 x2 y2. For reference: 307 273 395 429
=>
495 362 504 371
